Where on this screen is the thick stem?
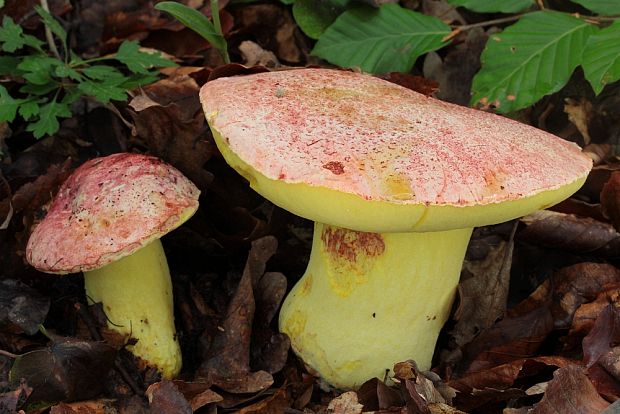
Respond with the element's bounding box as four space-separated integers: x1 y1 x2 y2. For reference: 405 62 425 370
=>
279 223 472 389
84 239 181 378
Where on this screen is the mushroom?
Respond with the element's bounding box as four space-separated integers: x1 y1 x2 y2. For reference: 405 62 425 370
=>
26 153 200 379
199 69 592 389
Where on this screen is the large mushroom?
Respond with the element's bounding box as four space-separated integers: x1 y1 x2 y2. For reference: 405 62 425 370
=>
200 69 592 389
26 153 200 378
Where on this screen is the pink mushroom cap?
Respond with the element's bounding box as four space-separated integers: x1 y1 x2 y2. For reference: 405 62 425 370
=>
200 68 592 232
26 153 200 274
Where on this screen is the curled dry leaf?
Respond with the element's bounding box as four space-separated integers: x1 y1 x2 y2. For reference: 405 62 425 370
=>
449 356 573 412
235 385 290 414
146 380 192 414
238 41 281 68
172 380 223 412
0 380 31 414
327 391 363 414
564 97 593 145
519 210 620 257
583 302 620 368
509 262 620 329
530 365 609 414
49 400 115 414
198 237 280 394
570 286 620 337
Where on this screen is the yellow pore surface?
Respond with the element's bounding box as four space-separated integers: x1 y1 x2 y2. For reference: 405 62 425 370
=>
84 239 181 379
279 223 472 389
210 127 587 233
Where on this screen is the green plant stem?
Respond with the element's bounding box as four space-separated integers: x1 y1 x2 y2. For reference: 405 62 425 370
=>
210 0 230 63
39 0 61 60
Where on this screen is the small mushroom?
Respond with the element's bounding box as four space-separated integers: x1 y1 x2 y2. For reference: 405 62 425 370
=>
26 153 200 378
200 69 592 389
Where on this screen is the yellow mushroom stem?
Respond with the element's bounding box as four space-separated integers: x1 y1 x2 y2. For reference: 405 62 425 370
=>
84 239 181 379
279 223 471 389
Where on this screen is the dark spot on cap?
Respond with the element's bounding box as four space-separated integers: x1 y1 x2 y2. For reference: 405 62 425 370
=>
323 161 345 175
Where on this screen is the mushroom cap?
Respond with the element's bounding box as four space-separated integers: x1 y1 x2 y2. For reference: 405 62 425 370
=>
26 153 200 274
200 69 592 232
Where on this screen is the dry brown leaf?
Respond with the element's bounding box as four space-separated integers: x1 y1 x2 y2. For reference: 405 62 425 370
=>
198 237 278 393
519 210 620 257
564 97 593 145
50 400 115 414
570 286 620 337
509 262 620 328
235 385 290 414
461 306 554 373
327 391 364 414
239 41 281 68
601 171 620 231
129 75 214 191
428 403 467 414
530 365 609 414
451 233 515 348
0 380 31 414
172 380 223 412
146 380 192 414
583 302 620 368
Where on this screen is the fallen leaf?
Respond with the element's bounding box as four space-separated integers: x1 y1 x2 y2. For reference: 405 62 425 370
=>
570 286 620 337
9 338 116 404
583 302 620 368
601 171 620 232
530 365 609 414
50 399 115 414
327 391 363 414
0 379 31 414
564 97 593 145
450 230 515 349
146 380 192 414
0 279 50 335
129 75 215 191
235 385 290 414
172 380 223 412
519 210 620 257
239 41 281 68
380 73 439 96
449 356 573 411
509 262 620 329
198 237 278 393
461 306 554 373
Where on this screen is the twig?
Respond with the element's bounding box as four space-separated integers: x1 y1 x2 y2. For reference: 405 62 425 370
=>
451 14 524 31
0 349 18 359
39 0 61 60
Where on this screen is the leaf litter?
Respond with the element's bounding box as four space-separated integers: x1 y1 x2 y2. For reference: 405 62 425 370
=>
2 1 620 413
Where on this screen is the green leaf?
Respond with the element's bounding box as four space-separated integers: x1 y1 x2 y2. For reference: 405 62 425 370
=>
20 82 58 95
570 0 620 15
293 0 349 39
583 20 620 95
19 100 41 120
446 0 534 13
54 63 81 80
27 100 72 138
34 5 67 48
81 65 125 81
77 79 127 103
0 16 44 52
18 56 60 84
119 72 160 89
313 4 451 74
155 2 227 52
0 85 23 122
471 11 597 113
115 40 176 74
0 56 22 76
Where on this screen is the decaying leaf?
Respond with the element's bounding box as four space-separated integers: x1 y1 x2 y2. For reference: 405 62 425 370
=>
0 379 31 414
509 262 620 329
172 380 223 412
9 338 116 404
601 171 620 232
450 231 515 349
461 306 554 373
530 365 609 413
49 399 115 414
327 391 363 414
198 237 280 393
0 279 50 335
238 40 281 68
583 302 620 368
235 385 290 414
146 380 192 414
129 75 214 191
564 97 593 145
519 210 620 257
